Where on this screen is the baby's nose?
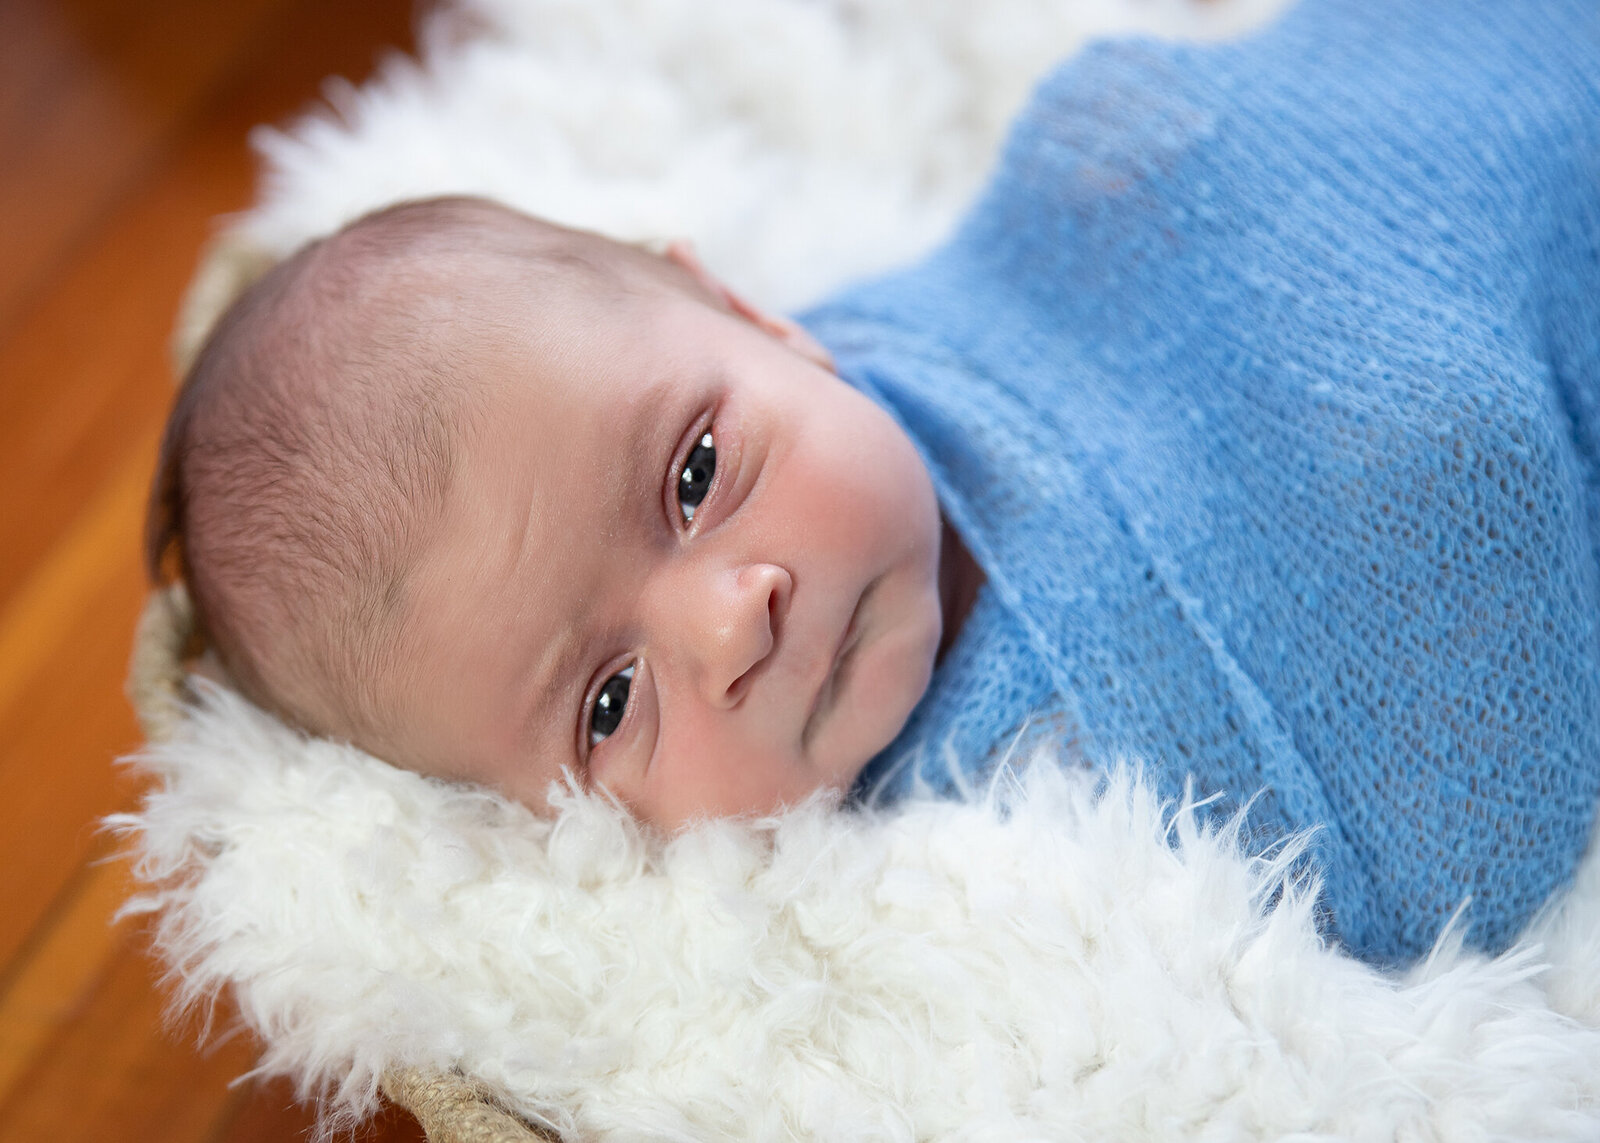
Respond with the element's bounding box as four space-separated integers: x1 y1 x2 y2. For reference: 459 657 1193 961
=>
677 562 791 707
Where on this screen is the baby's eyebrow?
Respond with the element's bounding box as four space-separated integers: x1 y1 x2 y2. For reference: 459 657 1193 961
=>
618 384 670 486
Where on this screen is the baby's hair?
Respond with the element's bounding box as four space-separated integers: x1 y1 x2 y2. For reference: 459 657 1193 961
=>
147 196 710 753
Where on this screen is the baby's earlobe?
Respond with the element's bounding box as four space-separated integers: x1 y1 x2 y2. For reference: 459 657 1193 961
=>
663 240 836 373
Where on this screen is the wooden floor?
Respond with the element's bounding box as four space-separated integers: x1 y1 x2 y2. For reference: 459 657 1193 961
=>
0 0 429 1137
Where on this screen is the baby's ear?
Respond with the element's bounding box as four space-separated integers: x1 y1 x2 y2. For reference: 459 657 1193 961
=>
663 241 835 372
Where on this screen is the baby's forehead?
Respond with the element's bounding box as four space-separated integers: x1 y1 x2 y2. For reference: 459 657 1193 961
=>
281 201 722 393
317 201 647 299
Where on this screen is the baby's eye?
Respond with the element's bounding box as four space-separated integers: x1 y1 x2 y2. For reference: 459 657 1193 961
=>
588 664 633 747
677 431 716 522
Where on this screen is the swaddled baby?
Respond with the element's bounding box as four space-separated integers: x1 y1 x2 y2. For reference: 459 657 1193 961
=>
150 0 1600 965
151 196 981 830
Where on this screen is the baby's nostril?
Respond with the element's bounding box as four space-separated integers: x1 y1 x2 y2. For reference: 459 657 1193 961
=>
725 649 769 705
724 588 780 706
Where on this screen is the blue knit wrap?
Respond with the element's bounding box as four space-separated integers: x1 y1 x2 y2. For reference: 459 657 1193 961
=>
807 0 1600 965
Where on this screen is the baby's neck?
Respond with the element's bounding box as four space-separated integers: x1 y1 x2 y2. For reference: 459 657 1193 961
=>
936 516 984 662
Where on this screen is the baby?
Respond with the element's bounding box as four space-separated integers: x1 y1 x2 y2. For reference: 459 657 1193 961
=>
149 197 985 831
151 0 1600 966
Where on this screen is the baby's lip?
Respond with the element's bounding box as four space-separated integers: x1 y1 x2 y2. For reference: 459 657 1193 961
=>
802 579 873 746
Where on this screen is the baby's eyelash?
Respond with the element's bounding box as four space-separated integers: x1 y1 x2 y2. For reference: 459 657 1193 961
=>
677 431 716 522
588 664 634 748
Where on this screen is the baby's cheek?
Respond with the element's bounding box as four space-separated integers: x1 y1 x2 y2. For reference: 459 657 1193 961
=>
637 747 817 829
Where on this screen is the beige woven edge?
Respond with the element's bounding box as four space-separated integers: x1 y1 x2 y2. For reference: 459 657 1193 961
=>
128 230 556 1143
382 1069 558 1143
127 582 196 743
170 227 279 377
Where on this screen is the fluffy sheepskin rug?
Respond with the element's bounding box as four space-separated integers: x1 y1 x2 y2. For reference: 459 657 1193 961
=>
123 685 1600 1140
125 0 1600 1138
225 0 1288 308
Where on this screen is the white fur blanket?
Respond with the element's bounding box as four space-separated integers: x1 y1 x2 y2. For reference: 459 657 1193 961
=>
124 686 1600 1140
123 0 1600 1138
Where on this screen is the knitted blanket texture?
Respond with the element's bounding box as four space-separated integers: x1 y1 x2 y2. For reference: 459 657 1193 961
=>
812 0 1600 965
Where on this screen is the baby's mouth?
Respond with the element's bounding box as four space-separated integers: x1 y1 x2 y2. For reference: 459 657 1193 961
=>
802 579 875 748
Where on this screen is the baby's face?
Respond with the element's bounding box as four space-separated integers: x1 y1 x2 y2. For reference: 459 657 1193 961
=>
393 275 944 829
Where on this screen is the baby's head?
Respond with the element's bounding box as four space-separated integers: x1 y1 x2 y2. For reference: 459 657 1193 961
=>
151 197 948 828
